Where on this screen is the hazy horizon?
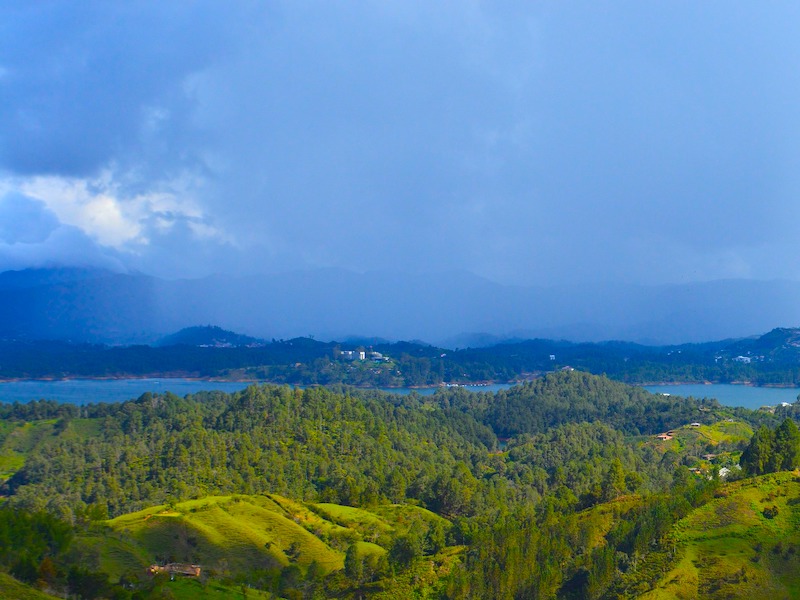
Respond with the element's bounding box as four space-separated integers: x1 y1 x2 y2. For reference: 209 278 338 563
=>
0 265 798 347
2 2 800 341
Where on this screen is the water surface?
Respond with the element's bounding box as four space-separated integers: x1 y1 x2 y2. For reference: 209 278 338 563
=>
1 378 792 410
0 378 252 405
0 378 514 405
644 383 800 410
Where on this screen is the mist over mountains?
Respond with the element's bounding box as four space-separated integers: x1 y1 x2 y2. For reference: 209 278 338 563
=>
1 268 798 346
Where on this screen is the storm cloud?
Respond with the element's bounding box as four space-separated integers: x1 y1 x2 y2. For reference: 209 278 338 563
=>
0 192 124 271
1 1 800 286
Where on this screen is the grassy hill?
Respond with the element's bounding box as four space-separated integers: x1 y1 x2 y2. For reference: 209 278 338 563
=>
0 572 61 600
79 493 454 594
640 471 800 599
0 418 58 481
102 495 345 578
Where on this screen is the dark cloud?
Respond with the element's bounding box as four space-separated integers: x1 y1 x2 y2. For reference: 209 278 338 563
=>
0 1 244 178
1 2 799 287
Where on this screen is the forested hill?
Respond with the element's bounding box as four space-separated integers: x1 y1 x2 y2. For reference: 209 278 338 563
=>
3 384 496 518
438 372 723 437
154 325 264 347
1 371 798 598
4 326 800 386
0 371 729 517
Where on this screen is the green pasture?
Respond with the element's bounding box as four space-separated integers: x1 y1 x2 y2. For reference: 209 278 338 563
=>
0 572 61 600
643 471 800 599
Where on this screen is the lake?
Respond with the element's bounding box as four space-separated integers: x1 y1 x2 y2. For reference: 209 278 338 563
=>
644 383 800 411
0 378 514 405
0 378 795 410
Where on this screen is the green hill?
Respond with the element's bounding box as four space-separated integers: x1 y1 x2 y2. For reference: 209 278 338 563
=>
156 325 264 348
0 419 58 482
639 471 800 599
2 378 797 599
0 572 61 600
103 495 344 578
86 494 452 584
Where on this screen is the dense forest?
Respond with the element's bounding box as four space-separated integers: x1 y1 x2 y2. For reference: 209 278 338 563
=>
1 371 798 598
4 326 800 388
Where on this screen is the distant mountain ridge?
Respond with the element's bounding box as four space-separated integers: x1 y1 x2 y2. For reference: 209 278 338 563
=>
1 267 799 345
1 325 800 385
156 325 264 348
723 327 800 361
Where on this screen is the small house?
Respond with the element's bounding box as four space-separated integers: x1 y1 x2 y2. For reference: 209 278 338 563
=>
148 563 201 577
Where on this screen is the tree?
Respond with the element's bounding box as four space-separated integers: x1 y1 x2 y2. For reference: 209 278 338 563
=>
741 426 775 476
772 418 800 471
430 464 478 516
741 420 800 476
67 566 111 600
600 459 625 502
344 544 363 583
389 534 422 571
38 556 57 587
672 466 692 490
425 520 447 555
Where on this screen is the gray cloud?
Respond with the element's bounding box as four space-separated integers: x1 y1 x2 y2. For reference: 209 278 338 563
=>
0 192 124 271
0 193 59 243
0 1 243 178
1 2 799 287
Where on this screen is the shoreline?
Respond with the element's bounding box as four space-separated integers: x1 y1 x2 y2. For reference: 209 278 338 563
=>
0 374 260 384
640 381 800 390
0 374 510 391
2 375 799 392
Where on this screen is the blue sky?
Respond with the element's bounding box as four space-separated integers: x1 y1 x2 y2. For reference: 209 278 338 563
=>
1 1 799 285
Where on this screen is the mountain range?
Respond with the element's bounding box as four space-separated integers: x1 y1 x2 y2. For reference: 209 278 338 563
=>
1 267 799 345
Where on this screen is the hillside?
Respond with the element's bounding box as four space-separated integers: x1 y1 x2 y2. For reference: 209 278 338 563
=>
5 325 800 387
0 373 797 598
87 494 455 597
725 327 800 363
640 471 800 599
156 325 264 348
0 572 61 600
39 491 458 599
19 473 800 599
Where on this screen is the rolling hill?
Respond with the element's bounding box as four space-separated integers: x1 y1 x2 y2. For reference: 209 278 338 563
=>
642 471 800 599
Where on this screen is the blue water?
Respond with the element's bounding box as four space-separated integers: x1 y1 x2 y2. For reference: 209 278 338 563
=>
0 379 515 405
0 378 791 410
0 379 252 405
644 384 800 410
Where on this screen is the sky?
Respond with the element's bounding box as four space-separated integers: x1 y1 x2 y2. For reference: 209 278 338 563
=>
1 1 800 286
